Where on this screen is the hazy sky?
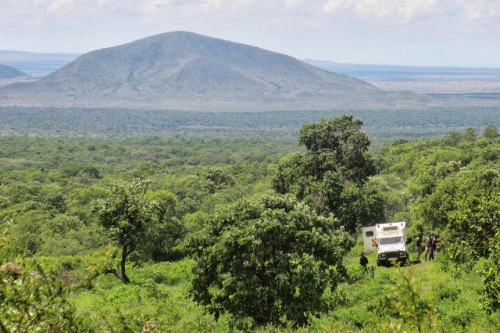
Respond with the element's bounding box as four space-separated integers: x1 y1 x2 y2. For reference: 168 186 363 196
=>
1 0 500 67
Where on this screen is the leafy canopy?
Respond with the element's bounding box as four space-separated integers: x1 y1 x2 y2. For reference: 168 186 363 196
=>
298 114 375 183
95 179 156 283
188 194 354 330
273 115 383 233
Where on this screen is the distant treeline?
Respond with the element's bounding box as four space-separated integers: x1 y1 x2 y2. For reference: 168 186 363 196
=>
0 136 301 175
1 106 499 140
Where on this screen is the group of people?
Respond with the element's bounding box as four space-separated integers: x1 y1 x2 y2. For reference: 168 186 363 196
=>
415 232 439 261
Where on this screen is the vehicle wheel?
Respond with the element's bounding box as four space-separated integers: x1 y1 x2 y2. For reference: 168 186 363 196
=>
377 259 382 267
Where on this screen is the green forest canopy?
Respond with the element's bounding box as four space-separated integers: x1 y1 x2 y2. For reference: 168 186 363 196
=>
1 116 500 332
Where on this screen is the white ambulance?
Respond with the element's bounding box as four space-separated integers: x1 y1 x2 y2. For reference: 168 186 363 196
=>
362 222 410 266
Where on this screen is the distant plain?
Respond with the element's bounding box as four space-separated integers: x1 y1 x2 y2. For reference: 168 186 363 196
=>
304 59 500 95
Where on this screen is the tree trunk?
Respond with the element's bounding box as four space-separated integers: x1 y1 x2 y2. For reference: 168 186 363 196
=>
121 245 130 284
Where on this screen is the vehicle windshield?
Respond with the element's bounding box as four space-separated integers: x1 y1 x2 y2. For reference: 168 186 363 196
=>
379 237 403 245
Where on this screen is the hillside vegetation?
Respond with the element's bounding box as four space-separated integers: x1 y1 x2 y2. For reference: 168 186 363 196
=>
1 116 500 332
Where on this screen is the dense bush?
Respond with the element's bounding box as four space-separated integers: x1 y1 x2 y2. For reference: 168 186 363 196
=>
188 194 354 330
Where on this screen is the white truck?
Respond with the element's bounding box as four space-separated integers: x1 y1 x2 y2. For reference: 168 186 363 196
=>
362 222 410 266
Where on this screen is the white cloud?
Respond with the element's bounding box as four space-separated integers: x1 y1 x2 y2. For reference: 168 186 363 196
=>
48 0 75 11
462 0 500 26
7 0 496 26
140 0 175 12
32 0 51 6
1 0 500 66
282 0 304 9
322 0 438 21
0 0 495 41
321 0 500 29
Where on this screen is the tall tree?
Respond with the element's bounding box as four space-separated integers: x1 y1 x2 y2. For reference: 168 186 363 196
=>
483 124 500 140
140 190 185 262
463 127 478 142
95 179 155 283
273 115 383 233
298 115 375 183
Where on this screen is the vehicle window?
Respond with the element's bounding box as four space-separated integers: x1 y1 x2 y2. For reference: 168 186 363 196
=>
379 237 402 245
365 231 374 237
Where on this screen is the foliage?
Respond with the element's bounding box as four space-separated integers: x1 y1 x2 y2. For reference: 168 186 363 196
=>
188 194 354 330
368 174 410 220
274 115 384 233
369 267 440 333
199 166 236 194
298 115 375 183
0 136 300 173
409 164 500 272
444 188 500 266
72 260 230 332
95 179 157 283
483 124 500 140
375 126 500 326
483 234 500 312
2 121 500 332
0 226 94 332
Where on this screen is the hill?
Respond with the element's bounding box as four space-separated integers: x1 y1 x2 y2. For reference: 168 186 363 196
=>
0 50 80 77
0 63 28 79
0 31 435 111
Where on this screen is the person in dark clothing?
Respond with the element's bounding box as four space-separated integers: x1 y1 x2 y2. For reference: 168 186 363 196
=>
415 234 423 261
360 253 369 272
429 233 436 261
432 235 439 258
424 233 434 261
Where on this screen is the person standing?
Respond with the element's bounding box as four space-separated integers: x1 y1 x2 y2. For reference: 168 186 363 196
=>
415 233 423 261
424 233 433 261
432 235 439 258
360 253 369 272
429 233 436 260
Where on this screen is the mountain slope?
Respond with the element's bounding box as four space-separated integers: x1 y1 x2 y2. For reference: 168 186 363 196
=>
0 31 432 111
0 64 28 79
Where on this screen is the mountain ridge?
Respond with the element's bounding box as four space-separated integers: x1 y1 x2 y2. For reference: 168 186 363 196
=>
0 31 441 111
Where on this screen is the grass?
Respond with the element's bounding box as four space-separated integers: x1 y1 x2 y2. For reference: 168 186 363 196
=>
65 246 500 332
71 259 231 332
